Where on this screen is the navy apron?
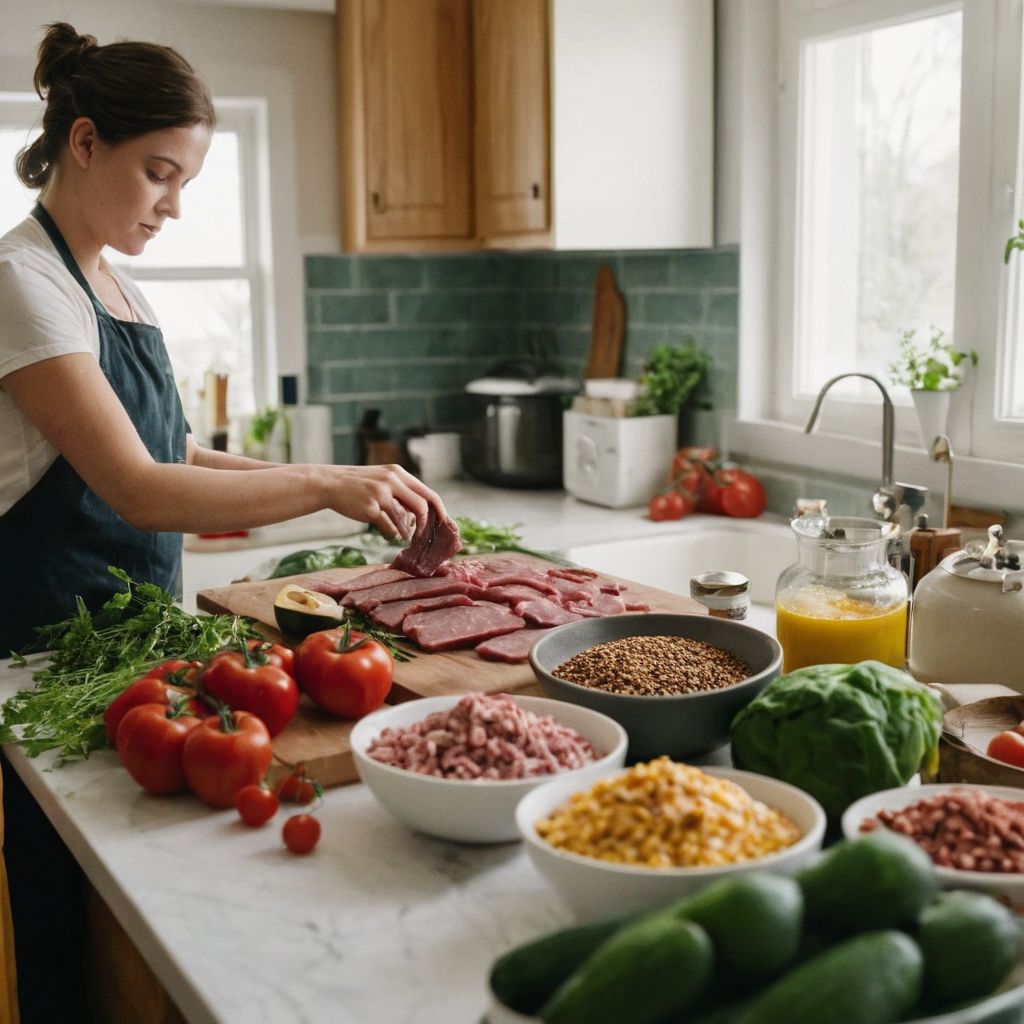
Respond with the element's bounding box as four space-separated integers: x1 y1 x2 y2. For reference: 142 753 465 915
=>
0 203 187 653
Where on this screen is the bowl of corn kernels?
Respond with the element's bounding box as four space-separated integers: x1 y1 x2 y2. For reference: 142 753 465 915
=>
515 757 826 921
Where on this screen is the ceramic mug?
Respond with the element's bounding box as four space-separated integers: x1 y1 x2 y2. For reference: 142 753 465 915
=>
407 432 462 483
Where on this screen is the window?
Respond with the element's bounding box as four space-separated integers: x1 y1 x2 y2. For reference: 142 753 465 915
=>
765 0 1024 465
0 95 272 440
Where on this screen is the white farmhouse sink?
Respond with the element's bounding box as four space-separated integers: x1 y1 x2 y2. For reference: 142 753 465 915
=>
568 518 797 637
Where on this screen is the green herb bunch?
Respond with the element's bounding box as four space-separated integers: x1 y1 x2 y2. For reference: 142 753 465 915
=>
1 568 259 764
631 340 710 417
888 326 977 392
1005 219 1024 263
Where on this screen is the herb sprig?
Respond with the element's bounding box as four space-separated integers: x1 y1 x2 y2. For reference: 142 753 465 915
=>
1 568 259 764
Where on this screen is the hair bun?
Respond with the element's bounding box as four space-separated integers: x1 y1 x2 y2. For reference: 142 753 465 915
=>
33 22 98 96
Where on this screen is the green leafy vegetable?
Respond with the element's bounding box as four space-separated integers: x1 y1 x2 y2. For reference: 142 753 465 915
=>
0 568 259 764
630 340 711 417
888 326 977 392
730 661 944 819
269 545 368 579
452 516 571 564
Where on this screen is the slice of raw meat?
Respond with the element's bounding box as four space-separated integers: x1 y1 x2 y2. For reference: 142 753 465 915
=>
390 510 463 578
478 584 556 606
439 559 491 584
544 576 599 604
370 593 475 632
475 628 553 664
514 597 584 628
624 600 651 612
547 567 599 582
478 571 557 594
566 592 628 617
345 577 478 612
403 602 525 652
307 568 411 599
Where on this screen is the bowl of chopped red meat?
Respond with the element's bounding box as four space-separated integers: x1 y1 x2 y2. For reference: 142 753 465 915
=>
529 613 782 762
349 693 628 843
842 783 1024 906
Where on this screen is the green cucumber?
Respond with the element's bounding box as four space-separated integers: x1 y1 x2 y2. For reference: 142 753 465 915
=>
488 910 643 1016
736 929 924 1024
797 831 936 934
916 890 1020 1008
540 914 713 1024
670 872 803 986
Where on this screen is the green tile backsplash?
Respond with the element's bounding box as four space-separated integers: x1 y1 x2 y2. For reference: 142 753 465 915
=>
305 249 739 464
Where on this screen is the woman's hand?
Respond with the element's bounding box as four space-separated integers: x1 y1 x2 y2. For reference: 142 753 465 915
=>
322 463 446 541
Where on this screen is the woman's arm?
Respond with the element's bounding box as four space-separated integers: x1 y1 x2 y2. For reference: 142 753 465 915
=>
2 354 443 538
185 436 282 470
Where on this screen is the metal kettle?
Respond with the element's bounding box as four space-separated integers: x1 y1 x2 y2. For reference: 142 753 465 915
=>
908 526 1024 689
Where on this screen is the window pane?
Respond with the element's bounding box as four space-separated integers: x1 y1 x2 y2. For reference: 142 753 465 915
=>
795 12 962 400
0 127 39 228
139 279 255 431
116 130 244 270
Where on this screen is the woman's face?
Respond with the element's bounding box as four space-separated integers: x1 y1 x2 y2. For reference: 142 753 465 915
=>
84 122 212 256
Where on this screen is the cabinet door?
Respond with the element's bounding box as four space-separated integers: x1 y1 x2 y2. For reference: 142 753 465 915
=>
473 0 550 241
342 0 473 247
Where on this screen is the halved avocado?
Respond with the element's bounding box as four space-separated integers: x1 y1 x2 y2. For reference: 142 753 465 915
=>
273 585 345 638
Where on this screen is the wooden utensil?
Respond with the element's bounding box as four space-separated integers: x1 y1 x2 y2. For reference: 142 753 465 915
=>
585 265 625 379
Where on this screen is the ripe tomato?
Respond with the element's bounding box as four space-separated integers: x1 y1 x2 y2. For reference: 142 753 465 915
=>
117 704 202 795
719 469 767 519
236 784 279 827
282 814 321 855
201 645 300 737
104 676 208 747
276 770 318 805
246 639 295 678
649 493 677 521
182 710 273 808
294 626 393 719
987 730 1024 769
670 446 716 499
143 658 202 685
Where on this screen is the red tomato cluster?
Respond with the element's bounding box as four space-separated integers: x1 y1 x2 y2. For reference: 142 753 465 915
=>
648 446 767 522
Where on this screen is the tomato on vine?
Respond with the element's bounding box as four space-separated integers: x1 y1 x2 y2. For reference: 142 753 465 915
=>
283 813 321 855
236 783 280 827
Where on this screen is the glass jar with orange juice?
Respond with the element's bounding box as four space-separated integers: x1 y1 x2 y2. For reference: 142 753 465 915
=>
776 516 908 672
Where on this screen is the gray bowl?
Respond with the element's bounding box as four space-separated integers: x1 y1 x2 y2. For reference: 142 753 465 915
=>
528 613 782 762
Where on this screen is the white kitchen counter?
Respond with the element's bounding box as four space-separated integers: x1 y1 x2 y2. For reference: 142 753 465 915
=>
5 482 781 1024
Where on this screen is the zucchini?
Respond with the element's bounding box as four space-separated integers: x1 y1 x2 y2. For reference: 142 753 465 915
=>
540 914 713 1024
735 929 923 1024
671 872 803 986
916 890 1020 1008
797 831 936 935
488 911 643 1016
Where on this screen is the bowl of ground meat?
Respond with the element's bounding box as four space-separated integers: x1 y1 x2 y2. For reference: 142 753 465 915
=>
349 693 628 843
842 783 1024 906
529 613 782 761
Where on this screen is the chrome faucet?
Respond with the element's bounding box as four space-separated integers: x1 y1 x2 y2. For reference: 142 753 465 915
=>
804 372 903 520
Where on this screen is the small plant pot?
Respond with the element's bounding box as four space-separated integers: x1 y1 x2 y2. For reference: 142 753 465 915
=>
911 389 952 449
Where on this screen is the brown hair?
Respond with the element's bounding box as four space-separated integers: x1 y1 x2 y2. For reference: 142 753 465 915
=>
16 23 216 190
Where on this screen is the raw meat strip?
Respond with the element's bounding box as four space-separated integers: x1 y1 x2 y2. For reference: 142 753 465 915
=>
307 568 410 598
390 511 463 578
475 628 554 664
547 567 599 582
478 584 556 606
478 571 557 594
344 577 478 612
514 597 584 628
567 592 628 617
402 602 525 652
544 576 599 604
624 600 651 612
370 593 475 632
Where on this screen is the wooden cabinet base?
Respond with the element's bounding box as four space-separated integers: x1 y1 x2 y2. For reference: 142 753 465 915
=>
86 886 185 1024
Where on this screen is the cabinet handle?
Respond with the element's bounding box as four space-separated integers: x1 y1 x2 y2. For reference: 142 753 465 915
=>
372 191 382 210
531 183 541 199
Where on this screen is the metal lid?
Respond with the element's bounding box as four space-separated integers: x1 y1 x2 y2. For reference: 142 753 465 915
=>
690 570 749 597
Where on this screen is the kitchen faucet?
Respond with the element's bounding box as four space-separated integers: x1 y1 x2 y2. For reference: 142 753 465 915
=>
804 372 924 524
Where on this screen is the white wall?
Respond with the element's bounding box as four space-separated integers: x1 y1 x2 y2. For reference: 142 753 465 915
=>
0 0 341 386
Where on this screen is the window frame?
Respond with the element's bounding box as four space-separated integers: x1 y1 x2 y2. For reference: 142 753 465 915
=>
729 0 1024 510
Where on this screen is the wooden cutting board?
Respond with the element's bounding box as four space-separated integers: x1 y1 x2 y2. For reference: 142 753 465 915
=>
197 555 706 787
584 265 625 379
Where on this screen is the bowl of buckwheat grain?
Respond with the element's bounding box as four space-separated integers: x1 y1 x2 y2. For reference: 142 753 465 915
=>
528 613 782 761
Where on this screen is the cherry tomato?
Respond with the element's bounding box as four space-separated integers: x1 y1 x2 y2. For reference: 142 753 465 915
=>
282 814 321 855
246 639 295 678
143 658 202 684
181 710 274 808
294 626 393 719
987 730 1024 769
648 493 677 522
719 470 767 518
670 446 717 500
236 784 280 827
104 676 207 748
698 474 725 515
117 704 202 795
276 773 318 805
202 645 299 737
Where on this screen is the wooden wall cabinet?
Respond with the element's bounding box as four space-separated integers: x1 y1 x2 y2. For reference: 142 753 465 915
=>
339 0 713 253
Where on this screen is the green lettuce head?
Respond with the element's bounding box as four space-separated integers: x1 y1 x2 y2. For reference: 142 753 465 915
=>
730 661 944 820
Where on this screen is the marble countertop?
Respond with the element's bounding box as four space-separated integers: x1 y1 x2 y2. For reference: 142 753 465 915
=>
6 482 762 1024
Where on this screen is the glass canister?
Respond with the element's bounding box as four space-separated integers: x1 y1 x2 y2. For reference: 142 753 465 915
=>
775 515 908 673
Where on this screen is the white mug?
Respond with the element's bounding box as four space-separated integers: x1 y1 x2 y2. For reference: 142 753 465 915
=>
407 432 462 483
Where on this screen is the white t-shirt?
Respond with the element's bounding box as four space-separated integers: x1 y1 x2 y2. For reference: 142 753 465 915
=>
0 213 159 515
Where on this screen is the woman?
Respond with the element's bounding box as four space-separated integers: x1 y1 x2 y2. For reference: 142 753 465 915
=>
0 23 446 655
0 24 445 1020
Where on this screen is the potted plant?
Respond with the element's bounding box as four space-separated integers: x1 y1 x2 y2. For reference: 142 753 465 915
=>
888 326 977 447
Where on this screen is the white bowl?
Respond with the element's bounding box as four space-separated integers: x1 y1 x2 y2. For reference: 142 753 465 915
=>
350 694 628 844
514 766 826 921
841 782 1024 907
